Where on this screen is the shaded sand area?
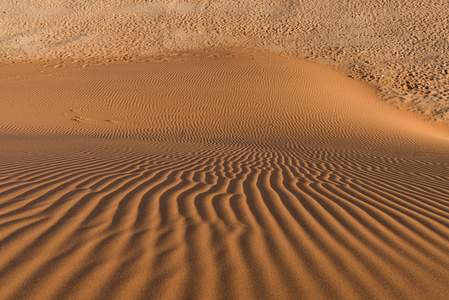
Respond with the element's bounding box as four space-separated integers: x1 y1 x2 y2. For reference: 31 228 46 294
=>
1 49 449 299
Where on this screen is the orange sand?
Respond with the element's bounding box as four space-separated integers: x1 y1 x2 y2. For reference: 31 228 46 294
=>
1 49 449 299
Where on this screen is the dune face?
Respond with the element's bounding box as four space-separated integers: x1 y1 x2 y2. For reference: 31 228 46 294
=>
1 49 449 299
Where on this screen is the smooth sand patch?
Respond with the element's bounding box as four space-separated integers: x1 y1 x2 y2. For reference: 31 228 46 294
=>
1 49 449 299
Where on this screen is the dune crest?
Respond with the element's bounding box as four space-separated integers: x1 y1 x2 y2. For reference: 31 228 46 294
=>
1 49 449 299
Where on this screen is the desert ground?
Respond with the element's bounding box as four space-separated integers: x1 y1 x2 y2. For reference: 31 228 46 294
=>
1 1 449 300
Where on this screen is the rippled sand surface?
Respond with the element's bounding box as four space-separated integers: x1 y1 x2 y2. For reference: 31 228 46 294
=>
1 49 449 299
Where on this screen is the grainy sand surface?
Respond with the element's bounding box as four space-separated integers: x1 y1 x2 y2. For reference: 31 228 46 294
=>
1 49 449 299
1 0 449 121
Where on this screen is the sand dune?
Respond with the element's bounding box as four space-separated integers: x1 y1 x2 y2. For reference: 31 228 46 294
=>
1 49 449 299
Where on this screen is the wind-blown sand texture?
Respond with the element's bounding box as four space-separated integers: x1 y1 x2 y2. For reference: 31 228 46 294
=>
1 49 449 299
1 0 449 122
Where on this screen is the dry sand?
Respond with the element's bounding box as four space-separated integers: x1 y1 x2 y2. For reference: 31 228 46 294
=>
1 49 449 299
1 0 449 122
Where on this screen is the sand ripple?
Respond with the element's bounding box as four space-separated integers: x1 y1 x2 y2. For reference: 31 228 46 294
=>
1 49 449 299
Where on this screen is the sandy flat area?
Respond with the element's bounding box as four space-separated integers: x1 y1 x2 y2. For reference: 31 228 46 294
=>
1 49 449 299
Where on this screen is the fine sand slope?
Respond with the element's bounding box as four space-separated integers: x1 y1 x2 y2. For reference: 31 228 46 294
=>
1 49 449 299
